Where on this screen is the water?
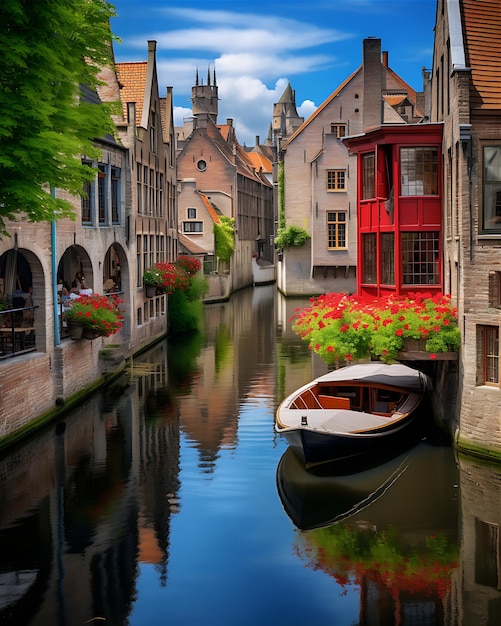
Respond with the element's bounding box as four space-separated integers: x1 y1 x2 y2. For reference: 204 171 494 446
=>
0 286 500 625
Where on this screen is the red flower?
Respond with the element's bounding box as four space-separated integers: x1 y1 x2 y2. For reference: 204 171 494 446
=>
395 329 403 336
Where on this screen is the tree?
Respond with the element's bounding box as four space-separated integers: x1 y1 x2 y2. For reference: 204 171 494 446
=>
0 0 118 235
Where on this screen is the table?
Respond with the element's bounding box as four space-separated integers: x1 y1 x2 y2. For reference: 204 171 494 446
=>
0 327 36 353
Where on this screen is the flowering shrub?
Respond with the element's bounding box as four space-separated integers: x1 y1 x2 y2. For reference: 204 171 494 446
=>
291 292 460 364
143 262 189 294
64 294 123 337
144 258 201 294
176 256 201 277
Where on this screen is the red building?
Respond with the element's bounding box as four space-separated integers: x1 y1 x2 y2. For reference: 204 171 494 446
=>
344 124 443 298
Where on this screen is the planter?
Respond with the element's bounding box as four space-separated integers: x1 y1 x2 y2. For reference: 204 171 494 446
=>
83 328 103 340
68 322 84 340
145 284 157 298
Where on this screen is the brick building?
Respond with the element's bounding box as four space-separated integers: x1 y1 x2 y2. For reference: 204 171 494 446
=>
431 0 501 450
0 40 177 444
277 38 425 296
176 70 274 293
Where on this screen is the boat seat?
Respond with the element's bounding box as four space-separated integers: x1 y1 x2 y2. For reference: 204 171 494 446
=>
317 395 351 410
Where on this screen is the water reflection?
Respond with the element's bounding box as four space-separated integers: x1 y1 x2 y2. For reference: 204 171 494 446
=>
0 286 501 625
278 442 459 622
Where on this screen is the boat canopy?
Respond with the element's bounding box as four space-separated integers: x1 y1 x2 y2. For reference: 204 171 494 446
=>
314 363 429 393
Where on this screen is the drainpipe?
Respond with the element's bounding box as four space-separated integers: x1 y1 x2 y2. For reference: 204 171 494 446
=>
51 186 60 346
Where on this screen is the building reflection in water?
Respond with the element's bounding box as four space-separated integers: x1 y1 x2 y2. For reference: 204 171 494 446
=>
278 441 461 625
1 285 501 625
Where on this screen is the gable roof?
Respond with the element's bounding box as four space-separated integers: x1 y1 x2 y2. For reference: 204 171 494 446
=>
246 150 272 174
282 67 361 147
461 0 501 111
115 62 148 126
282 48 422 149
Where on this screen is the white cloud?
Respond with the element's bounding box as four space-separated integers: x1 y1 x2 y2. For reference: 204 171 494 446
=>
298 100 317 121
116 5 353 146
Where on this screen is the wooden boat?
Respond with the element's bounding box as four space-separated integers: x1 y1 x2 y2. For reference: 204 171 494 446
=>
275 362 431 470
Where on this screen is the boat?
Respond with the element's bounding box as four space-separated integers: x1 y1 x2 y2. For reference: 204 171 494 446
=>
275 362 431 470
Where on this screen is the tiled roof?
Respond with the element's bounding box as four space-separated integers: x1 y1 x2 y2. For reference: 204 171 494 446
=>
199 192 221 224
462 0 501 111
115 62 148 126
246 151 272 174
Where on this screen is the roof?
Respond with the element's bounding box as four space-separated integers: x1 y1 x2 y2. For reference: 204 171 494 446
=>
199 192 221 223
246 150 272 174
115 62 148 126
177 232 208 255
282 51 422 149
461 0 501 111
283 67 361 148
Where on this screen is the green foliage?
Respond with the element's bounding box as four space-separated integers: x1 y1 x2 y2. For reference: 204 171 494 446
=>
167 268 207 335
292 292 461 364
0 0 118 234
213 216 235 263
274 225 310 250
167 289 204 336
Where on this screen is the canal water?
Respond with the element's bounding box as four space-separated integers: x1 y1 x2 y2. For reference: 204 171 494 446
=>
1 286 501 625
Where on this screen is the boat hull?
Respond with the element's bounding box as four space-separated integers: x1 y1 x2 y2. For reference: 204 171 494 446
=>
281 412 417 470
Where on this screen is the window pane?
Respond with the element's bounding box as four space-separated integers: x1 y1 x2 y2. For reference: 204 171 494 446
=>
98 164 106 223
381 233 394 284
362 153 375 199
401 147 438 196
402 232 439 285
183 222 203 233
483 147 501 231
484 326 499 385
363 233 376 284
327 211 347 249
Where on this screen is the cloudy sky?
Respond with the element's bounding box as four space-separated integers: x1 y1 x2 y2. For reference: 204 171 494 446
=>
111 0 437 145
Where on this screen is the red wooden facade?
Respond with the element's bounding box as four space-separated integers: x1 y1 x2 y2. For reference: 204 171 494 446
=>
344 124 443 297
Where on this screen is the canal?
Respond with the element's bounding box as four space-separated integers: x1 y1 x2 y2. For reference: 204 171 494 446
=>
1 286 501 625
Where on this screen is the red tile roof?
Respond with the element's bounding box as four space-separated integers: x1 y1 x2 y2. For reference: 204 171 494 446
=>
115 62 148 126
462 0 501 111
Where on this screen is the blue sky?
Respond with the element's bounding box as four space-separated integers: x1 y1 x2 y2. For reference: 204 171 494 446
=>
111 0 437 145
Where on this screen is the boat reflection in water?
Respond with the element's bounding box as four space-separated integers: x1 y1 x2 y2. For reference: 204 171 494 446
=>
277 441 460 623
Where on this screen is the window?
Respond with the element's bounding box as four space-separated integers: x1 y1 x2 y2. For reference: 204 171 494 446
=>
362 153 375 199
327 170 345 191
136 234 142 288
81 161 93 223
197 159 207 171
381 233 395 284
401 232 439 285
183 221 203 233
137 163 142 214
362 233 376 284
111 167 120 223
482 146 501 232
187 208 197 219
478 325 499 386
330 124 346 138
489 272 501 308
98 164 106 223
400 147 438 196
327 212 346 249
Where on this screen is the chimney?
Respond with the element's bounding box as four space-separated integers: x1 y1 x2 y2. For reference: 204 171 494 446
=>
255 135 260 146
362 37 382 131
382 50 389 67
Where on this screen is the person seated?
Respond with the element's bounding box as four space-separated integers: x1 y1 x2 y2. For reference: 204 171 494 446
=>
79 281 93 296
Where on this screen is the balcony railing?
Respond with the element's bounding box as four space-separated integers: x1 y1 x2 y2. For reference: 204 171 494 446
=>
0 305 38 360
